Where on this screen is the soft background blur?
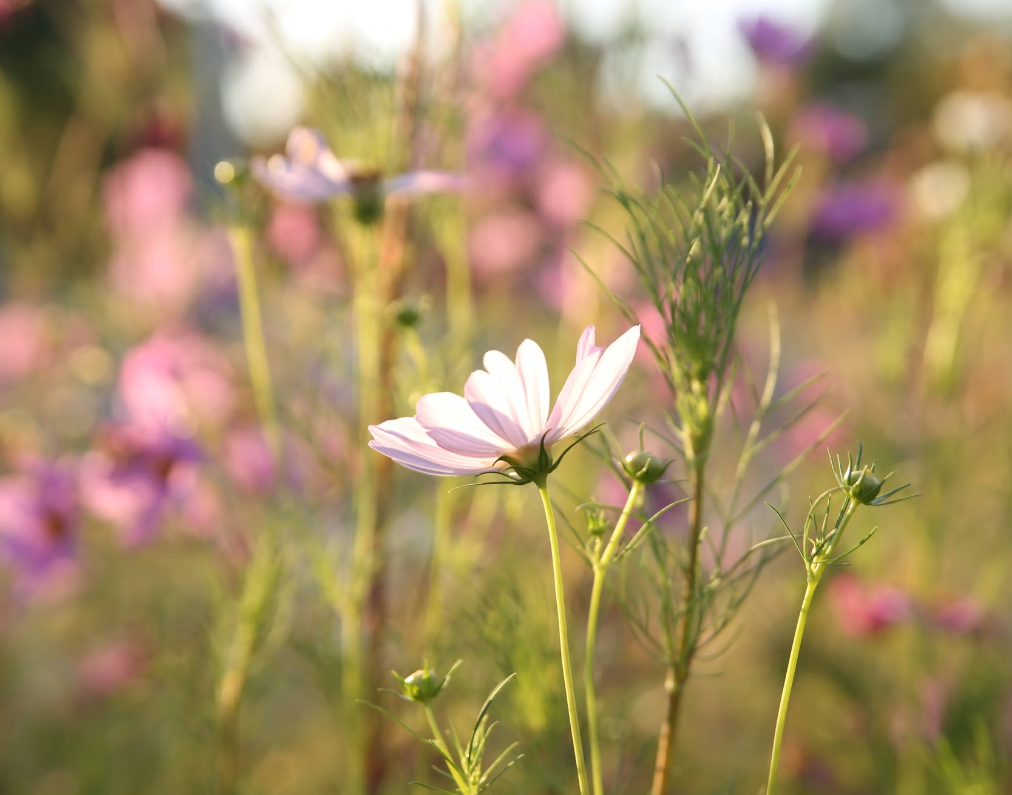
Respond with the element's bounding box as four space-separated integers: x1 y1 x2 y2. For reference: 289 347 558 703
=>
2 0 1012 793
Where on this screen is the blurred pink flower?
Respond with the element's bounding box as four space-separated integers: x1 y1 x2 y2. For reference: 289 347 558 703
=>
0 461 80 602
469 209 544 276
77 638 147 699
108 229 201 311
791 104 868 163
0 303 48 383
537 162 593 227
829 575 912 637
266 203 322 266
467 109 547 185
474 0 565 98
370 325 641 476
117 332 234 436
104 148 191 238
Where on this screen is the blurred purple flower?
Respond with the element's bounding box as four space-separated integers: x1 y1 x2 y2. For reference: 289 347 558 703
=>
0 462 80 602
829 575 912 637
810 182 900 241
791 104 867 163
118 332 234 436
740 17 816 66
467 110 547 183
929 596 987 636
81 424 205 546
251 127 464 204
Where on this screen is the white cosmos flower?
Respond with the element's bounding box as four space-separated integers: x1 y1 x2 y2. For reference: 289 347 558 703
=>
369 325 641 477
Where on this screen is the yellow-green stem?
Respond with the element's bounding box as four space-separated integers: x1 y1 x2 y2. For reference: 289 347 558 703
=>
228 226 280 460
766 501 858 795
537 480 590 795
425 705 471 795
585 480 644 795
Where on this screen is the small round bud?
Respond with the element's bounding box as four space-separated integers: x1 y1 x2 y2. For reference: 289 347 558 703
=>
844 466 883 504
395 302 422 328
398 668 445 705
622 450 668 484
214 160 237 185
585 507 609 537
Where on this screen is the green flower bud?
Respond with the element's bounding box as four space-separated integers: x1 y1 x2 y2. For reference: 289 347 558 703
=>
394 667 447 705
393 300 422 328
585 506 609 537
844 466 883 505
622 450 668 484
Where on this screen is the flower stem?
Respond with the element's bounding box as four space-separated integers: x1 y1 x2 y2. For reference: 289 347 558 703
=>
585 480 644 795
651 462 704 795
228 226 280 461
537 479 590 795
766 577 816 795
766 500 858 794
425 705 471 795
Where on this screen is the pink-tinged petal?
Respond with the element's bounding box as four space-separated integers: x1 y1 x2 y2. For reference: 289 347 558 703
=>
285 127 348 183
415 392 510 457
368 418 494 476
251 128 352 203
384 170 467 195
515 339 550 436
484 349 544 443
547 325 641 442
464 368 529 449
576 325 604 362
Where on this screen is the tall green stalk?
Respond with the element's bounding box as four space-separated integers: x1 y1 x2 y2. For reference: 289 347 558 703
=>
585 479 644 795
766 500 858 795
651 461 704 795
537 478 590 795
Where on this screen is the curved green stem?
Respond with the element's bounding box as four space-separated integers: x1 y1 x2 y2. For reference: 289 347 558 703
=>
766 577 816 795
766 500 859 794
537 479 590 795
585 480 644 795
425 705 471 795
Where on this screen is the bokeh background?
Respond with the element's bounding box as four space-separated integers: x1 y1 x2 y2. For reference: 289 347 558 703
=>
2 0 1012 793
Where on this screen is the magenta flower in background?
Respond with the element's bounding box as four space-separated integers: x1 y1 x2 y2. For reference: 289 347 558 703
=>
251 127 465 205
829 575 913 637
0 462 80 602
791 104 868 163
810 181 900 241
467 109 547 186
740 16 816 67
118 332 234 436
370 325 641 476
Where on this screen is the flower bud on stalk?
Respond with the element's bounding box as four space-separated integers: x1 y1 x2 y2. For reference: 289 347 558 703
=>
622 450 669 485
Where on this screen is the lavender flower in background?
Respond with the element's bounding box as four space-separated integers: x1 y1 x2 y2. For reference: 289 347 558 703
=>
466 109 547 188
740 16 816 67
251 127 464 223
929 596 988 636
810 181 901 241
791 104 868 163
0 462 80 602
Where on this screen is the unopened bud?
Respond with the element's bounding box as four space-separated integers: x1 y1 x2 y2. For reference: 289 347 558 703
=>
395 667 447 705
623 450 668 484
844 466 883 505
